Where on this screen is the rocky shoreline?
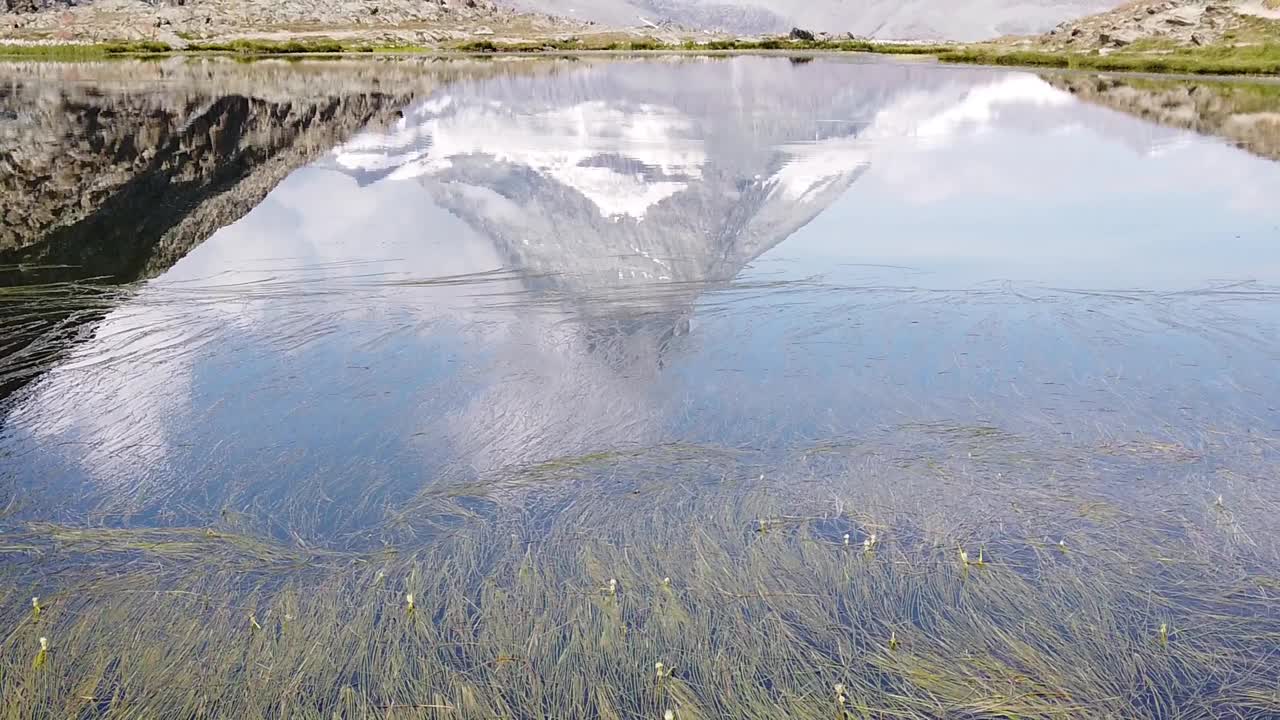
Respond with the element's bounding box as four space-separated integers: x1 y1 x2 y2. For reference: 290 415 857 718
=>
0 0 597 46
1 0 1278 76
1024 0 1280 51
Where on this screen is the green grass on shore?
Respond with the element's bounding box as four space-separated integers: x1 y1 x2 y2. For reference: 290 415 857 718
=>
1 35 1278 77
185 39 356 54
941 43 1280 76
0 40 173 59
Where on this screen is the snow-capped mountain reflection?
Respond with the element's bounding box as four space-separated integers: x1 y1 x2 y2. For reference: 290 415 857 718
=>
336 99 706 220
314 58 901 475
1 58 1201 536
326 62 1173 301
324 59 887 297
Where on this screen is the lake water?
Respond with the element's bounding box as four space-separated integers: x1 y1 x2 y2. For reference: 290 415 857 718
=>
2 56 1280 717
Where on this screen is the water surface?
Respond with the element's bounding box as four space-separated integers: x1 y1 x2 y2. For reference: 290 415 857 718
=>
2 57 1280 718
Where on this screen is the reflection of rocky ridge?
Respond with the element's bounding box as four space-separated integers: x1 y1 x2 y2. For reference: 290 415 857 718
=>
0 62 392 404
0 60 520 282
0 58 532 407
1048 75 1280 162
2 93 395 282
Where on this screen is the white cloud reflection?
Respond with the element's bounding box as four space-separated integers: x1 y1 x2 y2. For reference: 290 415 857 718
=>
6 59 1279 522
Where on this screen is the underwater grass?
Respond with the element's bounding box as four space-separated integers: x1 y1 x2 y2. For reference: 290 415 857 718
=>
3 427 1280 717
0 280 129 402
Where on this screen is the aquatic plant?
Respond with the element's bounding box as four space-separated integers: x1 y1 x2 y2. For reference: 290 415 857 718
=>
33 637 48 670
2 430 1279 716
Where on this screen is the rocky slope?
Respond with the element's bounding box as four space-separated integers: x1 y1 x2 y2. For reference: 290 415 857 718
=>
1029 0 1280 49
2 0 1134 43
1 60 462 272
1 0 586 45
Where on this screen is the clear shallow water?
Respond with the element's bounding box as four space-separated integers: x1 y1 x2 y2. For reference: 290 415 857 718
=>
5 57 1279 534
2 57 1280 717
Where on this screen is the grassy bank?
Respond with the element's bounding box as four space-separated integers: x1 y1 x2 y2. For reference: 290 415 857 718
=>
0 40 174 59
942 42 1280 76
1 35 1278 77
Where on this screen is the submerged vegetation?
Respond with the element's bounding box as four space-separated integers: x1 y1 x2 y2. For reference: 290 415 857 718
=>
3 426 1280 716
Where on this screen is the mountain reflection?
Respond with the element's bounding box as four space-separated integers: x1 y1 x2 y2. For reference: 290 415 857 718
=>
328 61 877 290
5 56 1258 542
313 58 904 475
320 60 892 377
